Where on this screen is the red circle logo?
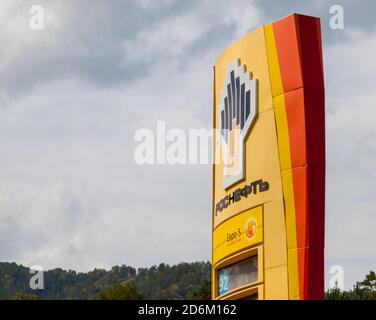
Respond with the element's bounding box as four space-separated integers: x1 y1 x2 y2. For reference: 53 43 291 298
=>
245 219 257 240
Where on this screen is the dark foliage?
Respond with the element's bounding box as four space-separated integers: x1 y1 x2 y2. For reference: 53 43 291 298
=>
189 278 211 300
326 270 376 300
98 282 143 300
0 261 211 300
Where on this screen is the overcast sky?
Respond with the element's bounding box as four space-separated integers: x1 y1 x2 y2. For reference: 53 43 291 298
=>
0 0 375 290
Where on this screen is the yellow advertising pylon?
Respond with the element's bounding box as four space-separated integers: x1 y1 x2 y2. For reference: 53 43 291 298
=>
212 14 325 300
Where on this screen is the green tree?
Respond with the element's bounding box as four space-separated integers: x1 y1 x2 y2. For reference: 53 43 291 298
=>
98 282 143 300
189 278 211 300
0 261 211 300
326 270 376 300
325 287 347 300
353 270 376 300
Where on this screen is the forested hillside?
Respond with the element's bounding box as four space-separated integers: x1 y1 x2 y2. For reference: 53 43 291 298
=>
1 261 375 300
0 261 211 300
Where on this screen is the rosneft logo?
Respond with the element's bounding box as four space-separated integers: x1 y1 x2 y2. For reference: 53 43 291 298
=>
218 59 258 189
245 217 257 240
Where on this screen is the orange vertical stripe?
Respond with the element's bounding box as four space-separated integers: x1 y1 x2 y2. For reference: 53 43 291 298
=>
272 15 303 92
284 89 307 168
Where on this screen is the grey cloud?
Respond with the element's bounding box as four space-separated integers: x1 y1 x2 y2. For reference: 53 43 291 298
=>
0 0 191 99
0 0 260 103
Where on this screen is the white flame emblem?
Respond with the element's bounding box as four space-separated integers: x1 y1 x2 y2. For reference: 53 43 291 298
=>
218 59 258 189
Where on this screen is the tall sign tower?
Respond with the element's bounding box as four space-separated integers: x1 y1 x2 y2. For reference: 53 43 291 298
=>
212 14 325 300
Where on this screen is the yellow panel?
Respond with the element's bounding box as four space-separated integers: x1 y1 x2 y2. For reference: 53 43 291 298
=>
213 246 264 300
274 95 292 171
214 109 282 227
264 24 284 97
281 169 297 249
263 199 287 269
281 169 300 299
218 284 264 300
214 26 272 114
287 248 301 299
213 26 282 228
213 206 263 265
264 265 288 300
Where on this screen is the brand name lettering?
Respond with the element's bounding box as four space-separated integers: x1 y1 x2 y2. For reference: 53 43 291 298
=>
215 179 269 215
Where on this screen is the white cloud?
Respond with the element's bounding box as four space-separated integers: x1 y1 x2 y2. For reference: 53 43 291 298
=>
122 12 210 65
324 30 376 288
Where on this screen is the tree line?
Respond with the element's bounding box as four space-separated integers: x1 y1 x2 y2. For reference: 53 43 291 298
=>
0 261 210 300
1 261 374 300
